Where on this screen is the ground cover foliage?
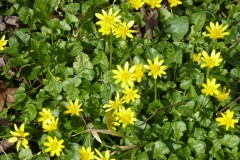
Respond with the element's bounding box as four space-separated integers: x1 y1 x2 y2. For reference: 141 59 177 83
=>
0 0 240 159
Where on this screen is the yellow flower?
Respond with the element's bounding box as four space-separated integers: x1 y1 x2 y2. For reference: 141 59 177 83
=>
95 8 121 35
168 0 182 7
214 87 230 102
205 22 230 39
200 50 223 69
105 112 120 131
128 0 145 10
79 146 95 160
94 149 115 160
64 99 83 116
193 53 202 63
133 64 145 83
122 86 140 103
201 78 220 96
216 109 238 131
8 124 29 151
43 136 65 157
144 57 168 79
37 108 53 123
103 93 124 113
144 0 162 8
0 35 7 51
112 62 136 88
42 117 59 132
113 20 136 40
117 107 136 128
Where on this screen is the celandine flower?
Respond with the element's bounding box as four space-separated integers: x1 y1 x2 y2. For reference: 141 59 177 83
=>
9 124 29 151
122 86 140 103
94 149 115 160
128 0 145 10
200 50 223 69
144 57 168 79
37 108 53 123
205 22 230 39
112 62 136 88
201 78 220 96
214 87 230 102
105 112 120 131
79 146 95 160
133 64 145 83
113 20 136 40
192 53 202 63
144 0 162 8
42 117 59 132
95 8 121 35
0 35 7 51
43 136 65 157
168 0 182 7
117 107 136 128
216 109 238 131
64 99 83 116
103 93 124 112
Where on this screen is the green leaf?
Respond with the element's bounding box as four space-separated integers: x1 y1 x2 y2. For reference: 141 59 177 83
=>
137 152 149 160
176 146 191 158
73 53 93 73
25 104 37 121
27 65 41 80
180 79 192 90
60 143 79 160
164 45 182 67
153 141 170 158
60 19 71 31
0 153 18 160
13 29 30 46
190 12 206 31
18 6 34 24
62 3 80 13
188 138 206 155
43 79 62 97
92 49 109 71
165 16 189 42
19 148 33 160
62 77 82 98
168 153 179 160
171 121 186 140
230 67 240 79
65 12 79 23
221 134 240 148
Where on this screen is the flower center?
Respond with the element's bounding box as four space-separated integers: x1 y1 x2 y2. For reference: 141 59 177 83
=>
207 86 215 94
122 113 131 122
212 29 222 38
126 90 135 99
104 15 114 25
152 65 160 73
51 142 59 150
121 71 131 81
207 58 215 68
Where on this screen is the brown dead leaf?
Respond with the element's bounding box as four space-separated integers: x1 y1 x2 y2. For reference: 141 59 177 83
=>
141 8 159 40
0 139 14 154
0 80 17 111
87 122 102 144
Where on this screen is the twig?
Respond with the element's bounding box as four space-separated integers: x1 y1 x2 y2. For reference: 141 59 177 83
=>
216 95 240 115
142 101 186 124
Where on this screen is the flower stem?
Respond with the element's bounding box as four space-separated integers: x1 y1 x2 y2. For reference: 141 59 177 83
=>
213 40 218 50
206 68 210 79
109 34 113 69
154 79 157 101
0 135 11 138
